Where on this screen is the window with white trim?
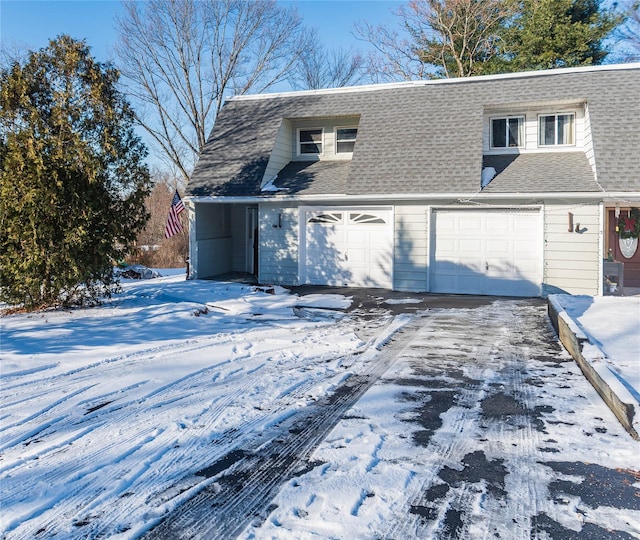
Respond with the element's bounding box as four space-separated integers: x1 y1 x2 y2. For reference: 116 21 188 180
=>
336 127 357 154
491 116 524 149
298 128 323 155
538 113 575 146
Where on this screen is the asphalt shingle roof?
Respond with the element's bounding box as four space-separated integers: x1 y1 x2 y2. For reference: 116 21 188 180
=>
272 161 351 195
482 153 600 193
187 65 640 198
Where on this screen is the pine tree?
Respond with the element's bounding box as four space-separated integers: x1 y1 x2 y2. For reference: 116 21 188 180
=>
498 0 622 71
0 36 151 310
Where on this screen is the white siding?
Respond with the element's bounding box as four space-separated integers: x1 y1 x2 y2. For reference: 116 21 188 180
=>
393 204 429 291
543 203 600 295
259 204 300 285
583 103 598 182
262 119 292 186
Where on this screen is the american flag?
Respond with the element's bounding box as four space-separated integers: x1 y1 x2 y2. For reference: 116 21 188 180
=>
164 190 185 239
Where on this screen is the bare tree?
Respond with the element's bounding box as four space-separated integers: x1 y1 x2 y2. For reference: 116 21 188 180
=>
115 0 308 182
355 0 515 80
355 17 434 82
617 0 640 61
288 30 365 90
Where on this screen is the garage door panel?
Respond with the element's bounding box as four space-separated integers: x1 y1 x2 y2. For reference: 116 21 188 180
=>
486 239 512 253
459 238 483 254
432 210 541 297
458 275 486 293
459 216 483 231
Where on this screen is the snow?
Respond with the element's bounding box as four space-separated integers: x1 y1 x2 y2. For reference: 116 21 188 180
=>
551 294 640 404
1 276 639 539
481 166 496 189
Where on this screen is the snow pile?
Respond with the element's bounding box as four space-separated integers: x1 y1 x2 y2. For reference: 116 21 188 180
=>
551 294 640 404
481 166 496 189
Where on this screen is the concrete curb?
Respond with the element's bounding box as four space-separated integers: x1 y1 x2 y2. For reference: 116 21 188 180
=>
547 297 639 441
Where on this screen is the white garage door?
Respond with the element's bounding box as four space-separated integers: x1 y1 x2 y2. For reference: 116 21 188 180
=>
302 207 393 288
431 209 541 297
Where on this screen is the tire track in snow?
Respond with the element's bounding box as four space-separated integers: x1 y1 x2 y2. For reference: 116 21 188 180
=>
4 319 371 539
383 307 501 539
141 318 423 539
3 324 350 538
385 302 563 540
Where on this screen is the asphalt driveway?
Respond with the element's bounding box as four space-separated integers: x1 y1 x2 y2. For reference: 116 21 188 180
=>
147 294 640 539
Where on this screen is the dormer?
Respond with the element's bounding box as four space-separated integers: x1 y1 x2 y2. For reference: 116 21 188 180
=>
483 100 587 155
481 99 597 190
293 116 360 161
261 115 360 189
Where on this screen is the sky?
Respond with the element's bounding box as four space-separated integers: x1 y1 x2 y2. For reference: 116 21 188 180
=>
0 0 403 64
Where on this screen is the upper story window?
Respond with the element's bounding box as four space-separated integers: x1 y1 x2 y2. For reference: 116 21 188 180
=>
298 128 323 155
491 116 524 149
336 127 357 154
539 113 575 146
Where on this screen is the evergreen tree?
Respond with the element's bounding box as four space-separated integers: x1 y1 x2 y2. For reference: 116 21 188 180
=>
0 36 151 310
356 0 622 80
498 0 622 71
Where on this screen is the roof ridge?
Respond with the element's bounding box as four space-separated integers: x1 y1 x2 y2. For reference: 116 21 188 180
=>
227 63 640 102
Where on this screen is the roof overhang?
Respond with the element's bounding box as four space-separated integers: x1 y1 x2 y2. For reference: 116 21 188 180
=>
186 192 640 205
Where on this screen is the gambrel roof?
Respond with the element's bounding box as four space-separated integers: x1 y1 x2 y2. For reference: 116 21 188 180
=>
187 64 640 198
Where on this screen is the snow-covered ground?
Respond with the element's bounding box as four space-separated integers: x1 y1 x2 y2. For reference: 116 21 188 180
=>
551 294 640 420
0 272 397 538
1 274 639 539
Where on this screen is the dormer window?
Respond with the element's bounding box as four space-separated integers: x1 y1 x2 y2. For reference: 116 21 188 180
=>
539 113 574 146
336 127 357 154
298 128 323 155
491 116 524 149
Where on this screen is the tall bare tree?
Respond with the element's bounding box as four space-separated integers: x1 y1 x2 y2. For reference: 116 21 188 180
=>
288 29 365 90
355 0 514 80
617 0 640 61
115 0 309 181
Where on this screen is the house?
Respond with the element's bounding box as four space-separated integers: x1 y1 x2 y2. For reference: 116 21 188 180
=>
185 64 640 297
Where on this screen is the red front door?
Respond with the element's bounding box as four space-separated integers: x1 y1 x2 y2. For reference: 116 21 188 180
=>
606 209 640 288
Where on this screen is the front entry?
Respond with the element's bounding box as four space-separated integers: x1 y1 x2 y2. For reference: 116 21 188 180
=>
606 208 640 288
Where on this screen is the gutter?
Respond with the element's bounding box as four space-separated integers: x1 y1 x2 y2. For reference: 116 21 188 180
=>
186 192 640 205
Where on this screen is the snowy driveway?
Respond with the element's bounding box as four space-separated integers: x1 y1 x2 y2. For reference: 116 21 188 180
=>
2 278 639 539
150 298 640 539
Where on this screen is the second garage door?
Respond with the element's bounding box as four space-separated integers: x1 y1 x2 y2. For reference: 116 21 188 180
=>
431 209 542 297
302 207 393 288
